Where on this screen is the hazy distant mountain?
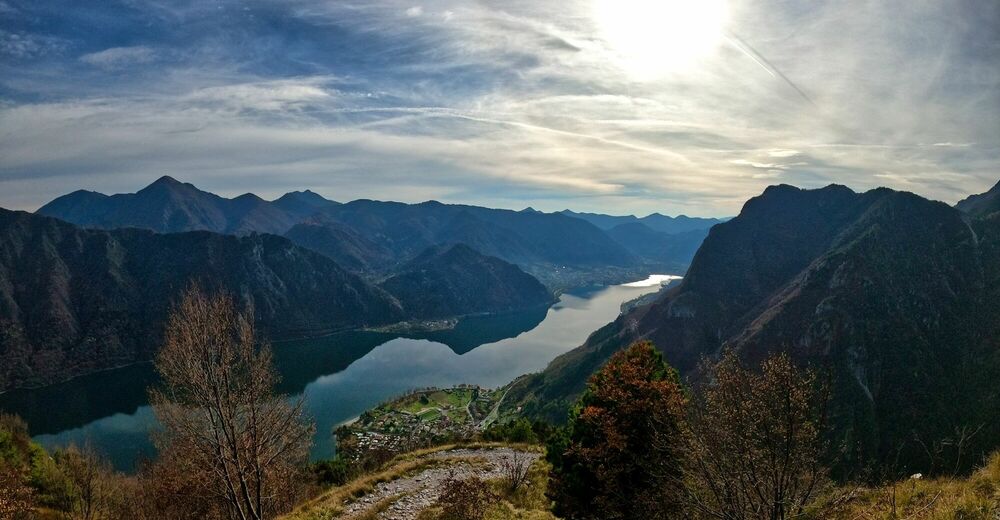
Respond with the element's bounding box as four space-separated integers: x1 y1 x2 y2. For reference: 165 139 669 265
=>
604 222 709 272
313 200 643 289
559 209 723 234
510 182 1000 473
37 176 338 235
380 244 553 320
0 208 406 391
956 179 1000 217
272 189 341 218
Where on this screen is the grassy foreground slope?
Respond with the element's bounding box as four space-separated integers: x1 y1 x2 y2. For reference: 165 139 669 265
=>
811 453 1000 519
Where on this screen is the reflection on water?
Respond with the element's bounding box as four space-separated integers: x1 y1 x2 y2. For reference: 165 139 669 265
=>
0 278 672 470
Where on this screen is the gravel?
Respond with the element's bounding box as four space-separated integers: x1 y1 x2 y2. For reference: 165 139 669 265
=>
341 447 539 519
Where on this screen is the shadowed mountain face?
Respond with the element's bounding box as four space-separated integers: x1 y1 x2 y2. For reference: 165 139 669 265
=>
509 182 1000 474
0 208 403 391
0 207 570 391
283 219 395 274
380 244 553 320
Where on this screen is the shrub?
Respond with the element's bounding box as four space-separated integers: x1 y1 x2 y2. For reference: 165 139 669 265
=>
437 475 500 520
311 458 354 486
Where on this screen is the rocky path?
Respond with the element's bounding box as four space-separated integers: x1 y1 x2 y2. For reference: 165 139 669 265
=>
341 447 539 519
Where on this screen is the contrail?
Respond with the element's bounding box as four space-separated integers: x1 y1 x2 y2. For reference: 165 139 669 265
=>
723 32 816 107
301 106 695 166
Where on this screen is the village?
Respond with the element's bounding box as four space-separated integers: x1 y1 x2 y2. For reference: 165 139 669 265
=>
335 385 508 460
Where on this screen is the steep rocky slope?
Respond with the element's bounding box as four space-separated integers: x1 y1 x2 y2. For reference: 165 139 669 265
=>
508 183 1000 473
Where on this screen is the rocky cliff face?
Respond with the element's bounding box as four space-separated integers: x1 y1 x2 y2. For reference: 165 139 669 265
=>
508 183 1000 473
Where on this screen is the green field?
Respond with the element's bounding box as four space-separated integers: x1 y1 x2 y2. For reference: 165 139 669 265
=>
396 388 475 415
417 408 441 422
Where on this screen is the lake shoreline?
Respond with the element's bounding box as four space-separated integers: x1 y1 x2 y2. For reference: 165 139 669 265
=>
2 274 678 470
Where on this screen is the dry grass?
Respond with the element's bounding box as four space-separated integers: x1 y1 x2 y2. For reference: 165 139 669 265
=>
808 452 1000 519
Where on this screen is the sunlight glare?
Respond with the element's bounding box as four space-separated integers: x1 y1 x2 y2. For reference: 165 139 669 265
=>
594 0 729 80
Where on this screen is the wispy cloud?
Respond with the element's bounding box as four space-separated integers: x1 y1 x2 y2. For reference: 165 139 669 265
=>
0 0 997 215
80 46 157 69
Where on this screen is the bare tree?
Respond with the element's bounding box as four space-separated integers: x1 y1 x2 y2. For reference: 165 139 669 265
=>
683 351 830 520
498 451 532 493
150 286 314 520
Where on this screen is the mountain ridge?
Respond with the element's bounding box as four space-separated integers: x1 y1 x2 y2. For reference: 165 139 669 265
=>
507 181 1000 473
37 178 718 285
0 209 557 392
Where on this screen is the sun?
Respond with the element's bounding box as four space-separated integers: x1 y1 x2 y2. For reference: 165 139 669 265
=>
593 0 729 80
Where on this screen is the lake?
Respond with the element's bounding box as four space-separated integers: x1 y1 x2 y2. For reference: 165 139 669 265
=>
0 275 675 470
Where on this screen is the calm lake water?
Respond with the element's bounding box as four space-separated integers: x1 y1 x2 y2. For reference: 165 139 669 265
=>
0 276 674 470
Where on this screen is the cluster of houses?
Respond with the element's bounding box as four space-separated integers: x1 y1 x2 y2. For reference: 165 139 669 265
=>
336 386 504 460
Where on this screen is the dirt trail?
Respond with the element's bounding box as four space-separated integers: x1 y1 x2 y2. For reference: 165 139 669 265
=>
341 447 539 519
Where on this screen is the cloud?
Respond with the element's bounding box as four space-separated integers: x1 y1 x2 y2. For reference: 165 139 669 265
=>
0 30 66 59
0 0 998 215
184 78 334 111
79 46 157 69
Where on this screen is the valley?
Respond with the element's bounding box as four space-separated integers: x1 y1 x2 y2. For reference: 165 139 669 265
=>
4 179 1000 519
0 275 674 469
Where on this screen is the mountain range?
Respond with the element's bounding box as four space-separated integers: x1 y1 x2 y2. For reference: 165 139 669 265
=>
6 177 722 391
558 209 725 234
36 176 339 235
38 177 716 288
507 180 1000 474
0 208 555 391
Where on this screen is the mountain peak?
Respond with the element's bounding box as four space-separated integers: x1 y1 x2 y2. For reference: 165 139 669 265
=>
137 175 201 196
234 192 264 202
149 175 184 187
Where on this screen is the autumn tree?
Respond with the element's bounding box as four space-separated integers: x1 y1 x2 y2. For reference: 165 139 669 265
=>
683 351 830 520
546 341 687 520
150 286 314 520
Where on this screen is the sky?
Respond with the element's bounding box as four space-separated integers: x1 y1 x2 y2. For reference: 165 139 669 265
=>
0 0 998 216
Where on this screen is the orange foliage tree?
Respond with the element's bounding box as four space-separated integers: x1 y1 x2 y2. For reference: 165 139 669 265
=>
546 341 688 520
